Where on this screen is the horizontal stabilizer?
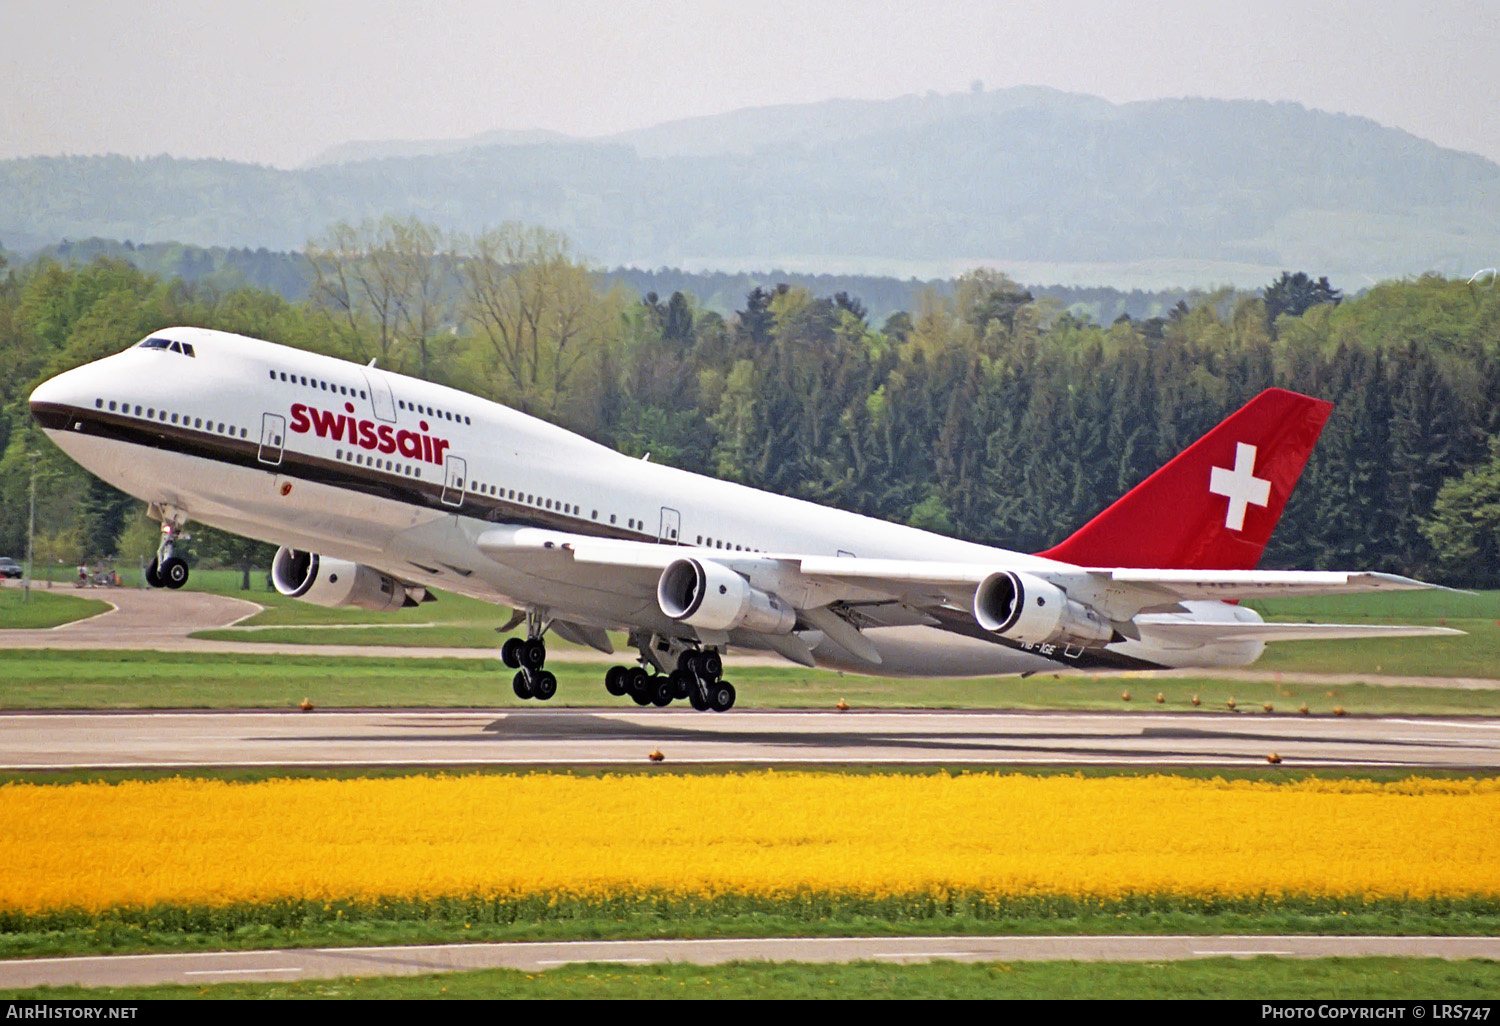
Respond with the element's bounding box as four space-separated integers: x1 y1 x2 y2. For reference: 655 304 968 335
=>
1095 568 1452 600
1135 621 1464 644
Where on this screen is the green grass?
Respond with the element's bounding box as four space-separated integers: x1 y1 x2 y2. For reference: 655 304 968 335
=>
0 587 111 630
2 892 1498 962
179 567 509 627
5 956 1498 1000
1248 591 1500 678
1 649 1497 715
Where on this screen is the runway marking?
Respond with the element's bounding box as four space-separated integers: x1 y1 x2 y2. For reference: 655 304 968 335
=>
536 958 652 965
1192 949 1295 956
1386 719 1500 730
183 968 302 976
873 952 976 959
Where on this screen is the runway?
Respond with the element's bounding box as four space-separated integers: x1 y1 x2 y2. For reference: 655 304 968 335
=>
3 707 1496 769
3 934 1498 989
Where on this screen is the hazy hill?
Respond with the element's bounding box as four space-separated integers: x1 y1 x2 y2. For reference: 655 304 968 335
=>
4 88 1497 285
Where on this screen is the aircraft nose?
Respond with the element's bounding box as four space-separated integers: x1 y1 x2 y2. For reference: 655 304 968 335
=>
29 365 95 429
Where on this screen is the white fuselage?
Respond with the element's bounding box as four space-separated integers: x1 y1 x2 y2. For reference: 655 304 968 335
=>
30 328 1260 676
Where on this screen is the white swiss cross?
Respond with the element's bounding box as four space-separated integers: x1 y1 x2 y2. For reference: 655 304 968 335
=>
1208 442 1272 531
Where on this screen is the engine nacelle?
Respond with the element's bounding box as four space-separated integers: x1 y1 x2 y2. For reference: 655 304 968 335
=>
657 558 796 635
270 546 425 613
973 570 1115 647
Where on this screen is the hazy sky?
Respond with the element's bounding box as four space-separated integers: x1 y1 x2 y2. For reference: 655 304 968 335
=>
5 0 1497 167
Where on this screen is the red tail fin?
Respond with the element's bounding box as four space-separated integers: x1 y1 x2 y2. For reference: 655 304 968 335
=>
1038 388 1333 570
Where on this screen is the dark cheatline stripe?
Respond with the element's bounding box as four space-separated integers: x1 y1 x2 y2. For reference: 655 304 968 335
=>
30 402 659 543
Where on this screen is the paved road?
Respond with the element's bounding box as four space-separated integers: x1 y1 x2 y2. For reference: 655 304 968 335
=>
4 934 1498 989
0 587 263 650
3 707 1496 769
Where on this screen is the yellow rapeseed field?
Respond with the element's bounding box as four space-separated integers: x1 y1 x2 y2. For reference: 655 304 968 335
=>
1 773 1497 914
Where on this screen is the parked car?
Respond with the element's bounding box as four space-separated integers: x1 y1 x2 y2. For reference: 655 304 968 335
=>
0 557 23 579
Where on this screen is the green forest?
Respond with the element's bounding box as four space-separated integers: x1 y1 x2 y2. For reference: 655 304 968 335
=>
2 218 1499 586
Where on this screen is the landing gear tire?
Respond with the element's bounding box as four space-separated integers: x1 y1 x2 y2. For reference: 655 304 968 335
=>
668 669 694 700
145 558 163 589
709 681 736 712
689 689 709 712
700 650 723 680
160 557 189 589
651 676 675 707
626 666 652 705
520 638 546 671
501 637 524 669
532 670 557 701
512 671 534 700
604 665 628 697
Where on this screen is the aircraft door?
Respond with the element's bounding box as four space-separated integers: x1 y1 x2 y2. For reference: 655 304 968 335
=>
440 455 467 507
659 507 681 543
258 413 285 466
361 367 397 423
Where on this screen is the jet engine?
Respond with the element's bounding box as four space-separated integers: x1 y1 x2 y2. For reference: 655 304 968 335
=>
973 570 1115 647
657 558 796 634
270 546 427 612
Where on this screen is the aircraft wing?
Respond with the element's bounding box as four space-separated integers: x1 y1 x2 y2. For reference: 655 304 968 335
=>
473 526 1460 664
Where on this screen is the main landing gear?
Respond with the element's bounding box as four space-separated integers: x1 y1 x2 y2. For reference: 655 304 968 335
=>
144 513 190 590
500 609 557 701
603 645 736 712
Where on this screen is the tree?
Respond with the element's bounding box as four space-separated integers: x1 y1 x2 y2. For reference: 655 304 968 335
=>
193 523 277 591
458 224 615 418
1422 435 1500 587
1263 271 1341 337
953 268 1033 341
305 217 453 374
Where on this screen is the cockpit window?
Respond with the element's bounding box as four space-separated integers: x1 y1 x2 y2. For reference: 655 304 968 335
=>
138 336 195 357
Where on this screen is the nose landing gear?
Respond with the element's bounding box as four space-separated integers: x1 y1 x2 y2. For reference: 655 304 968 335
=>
145 511 191 590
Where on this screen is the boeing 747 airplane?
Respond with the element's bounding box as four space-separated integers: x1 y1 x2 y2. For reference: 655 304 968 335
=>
29 327 1458 711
